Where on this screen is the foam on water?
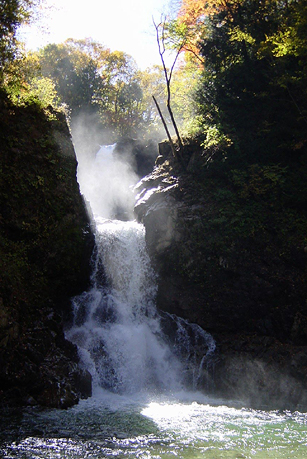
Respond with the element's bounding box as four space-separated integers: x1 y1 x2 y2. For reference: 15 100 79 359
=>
1 145 307 459
66 144 215 395
66 218 187 394
2 391 307 458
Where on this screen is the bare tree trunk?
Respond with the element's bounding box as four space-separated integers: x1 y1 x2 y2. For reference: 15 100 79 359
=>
153 17 186 168
167 98 184 153
152 95 176 158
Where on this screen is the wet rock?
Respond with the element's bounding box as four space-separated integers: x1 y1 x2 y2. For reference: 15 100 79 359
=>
135 146 307 341
114 137 158 178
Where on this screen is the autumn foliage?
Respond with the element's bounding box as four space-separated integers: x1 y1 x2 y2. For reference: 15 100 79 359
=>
177 0 259 60
179 0 219 25
178 0 244 23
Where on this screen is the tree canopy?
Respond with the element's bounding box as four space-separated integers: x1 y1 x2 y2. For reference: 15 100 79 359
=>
0 0 40 81
164 1 306 168
195 0 307 165
2 0 306 161
19 39 163 141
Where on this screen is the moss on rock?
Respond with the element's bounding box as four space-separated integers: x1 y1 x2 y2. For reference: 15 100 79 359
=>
0 89 94 407
135 139 307 409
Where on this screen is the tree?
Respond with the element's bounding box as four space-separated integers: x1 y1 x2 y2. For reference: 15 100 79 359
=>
195 0 307 165
37 41 103 116
176 0 238 63
18 35 194 143
138 65 169 140
33 40 155 140
93 50 145 138
153 16 185 165
0 0 40 82
170 58 202 137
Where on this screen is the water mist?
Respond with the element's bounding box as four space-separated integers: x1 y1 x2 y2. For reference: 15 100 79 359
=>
67 143 215 395
2 143 307 459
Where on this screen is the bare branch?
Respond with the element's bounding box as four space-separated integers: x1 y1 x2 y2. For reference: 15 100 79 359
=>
153 16 185 167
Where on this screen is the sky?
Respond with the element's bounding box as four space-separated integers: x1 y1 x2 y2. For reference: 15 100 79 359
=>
19 0 177 69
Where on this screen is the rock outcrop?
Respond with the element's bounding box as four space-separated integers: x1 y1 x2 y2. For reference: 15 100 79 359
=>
114 137 158 178
135 140 307 410
0 90 94 408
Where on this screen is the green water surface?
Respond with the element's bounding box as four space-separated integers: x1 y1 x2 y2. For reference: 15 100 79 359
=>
1 391 306 458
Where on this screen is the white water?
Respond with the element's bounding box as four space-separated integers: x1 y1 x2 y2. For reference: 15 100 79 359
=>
67 144 215 395
2 144 306 458
67 219 187 394
76 144 138 220
2 392 307 458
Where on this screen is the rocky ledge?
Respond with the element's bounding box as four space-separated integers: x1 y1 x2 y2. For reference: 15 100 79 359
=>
135 140 307 410
0 90 94 408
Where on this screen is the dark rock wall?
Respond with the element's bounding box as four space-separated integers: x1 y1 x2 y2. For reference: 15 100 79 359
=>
0 90 94 408
114 137 158 178
135 140 307 409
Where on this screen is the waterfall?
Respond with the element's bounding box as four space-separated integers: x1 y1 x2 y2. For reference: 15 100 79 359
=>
66 144 215 395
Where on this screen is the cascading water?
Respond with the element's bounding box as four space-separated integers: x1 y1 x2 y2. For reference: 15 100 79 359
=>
2 143 307 459
66 144 215 395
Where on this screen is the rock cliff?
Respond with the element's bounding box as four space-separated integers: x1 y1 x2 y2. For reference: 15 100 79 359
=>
0 90 94 408
135 140 307 409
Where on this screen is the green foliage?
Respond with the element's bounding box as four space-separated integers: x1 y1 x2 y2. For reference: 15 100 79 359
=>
7 74 60 111
27 76 59 107
0 0 39 82
1 9 197 145
0 1 60 114
201 125 232 149
137 65 167 137
170 60 202 137
31 39 167 141
176 156 307 292
196 0 307 167
37 41 103 114
231 164 288 199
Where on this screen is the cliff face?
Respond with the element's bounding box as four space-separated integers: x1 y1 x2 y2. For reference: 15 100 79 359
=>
135 141 307 409
0 90 94 408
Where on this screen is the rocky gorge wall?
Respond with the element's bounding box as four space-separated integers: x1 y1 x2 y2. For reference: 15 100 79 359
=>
1 82 306 411
0 90 94 408
135 140 307 410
